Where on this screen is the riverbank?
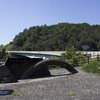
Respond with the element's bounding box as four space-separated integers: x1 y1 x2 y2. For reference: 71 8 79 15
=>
0 67 100 100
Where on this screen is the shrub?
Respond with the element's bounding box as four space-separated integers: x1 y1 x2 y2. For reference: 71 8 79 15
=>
81 62 100 74
61 46 86 67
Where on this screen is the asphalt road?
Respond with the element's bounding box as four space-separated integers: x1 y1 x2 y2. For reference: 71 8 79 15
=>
0 67 100 100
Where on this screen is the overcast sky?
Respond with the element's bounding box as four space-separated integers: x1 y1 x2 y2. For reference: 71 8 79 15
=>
0 0 100 45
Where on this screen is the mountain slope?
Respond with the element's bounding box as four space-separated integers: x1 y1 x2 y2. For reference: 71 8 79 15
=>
5 23 100 51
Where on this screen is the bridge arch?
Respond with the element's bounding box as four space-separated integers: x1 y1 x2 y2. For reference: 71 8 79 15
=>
20 59 78 79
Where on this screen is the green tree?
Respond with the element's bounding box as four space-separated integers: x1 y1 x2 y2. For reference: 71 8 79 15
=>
61 46 76 59
61 46 85 66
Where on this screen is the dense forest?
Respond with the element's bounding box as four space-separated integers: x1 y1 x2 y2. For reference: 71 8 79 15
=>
1 23 100 51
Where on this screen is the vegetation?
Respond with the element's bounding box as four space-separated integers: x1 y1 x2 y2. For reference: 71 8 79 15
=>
0 48 7 62
61 46 86 66
67 93 76 96
11 90 25 96
81 62 100 74
1 23 100 51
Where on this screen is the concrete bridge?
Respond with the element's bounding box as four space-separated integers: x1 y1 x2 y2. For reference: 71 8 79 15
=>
6 51 100 59
6 51 64 59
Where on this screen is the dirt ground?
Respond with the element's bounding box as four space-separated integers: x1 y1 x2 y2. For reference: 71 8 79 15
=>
0 67 100 100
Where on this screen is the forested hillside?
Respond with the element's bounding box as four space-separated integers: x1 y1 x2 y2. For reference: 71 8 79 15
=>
3 23 100 51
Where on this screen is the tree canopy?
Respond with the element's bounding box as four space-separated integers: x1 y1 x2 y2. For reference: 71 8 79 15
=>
2 23 100 51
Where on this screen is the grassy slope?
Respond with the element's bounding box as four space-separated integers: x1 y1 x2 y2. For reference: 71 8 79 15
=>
81 62 100 74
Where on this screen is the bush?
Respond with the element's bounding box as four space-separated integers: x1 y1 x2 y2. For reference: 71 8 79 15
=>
81 62 100 74
61 46 86 67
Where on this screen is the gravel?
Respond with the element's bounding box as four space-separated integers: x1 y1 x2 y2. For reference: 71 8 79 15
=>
0 67 100 100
